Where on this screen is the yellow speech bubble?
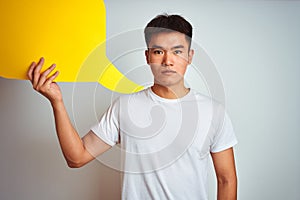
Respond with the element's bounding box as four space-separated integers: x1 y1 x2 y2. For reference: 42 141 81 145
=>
0 0 143 93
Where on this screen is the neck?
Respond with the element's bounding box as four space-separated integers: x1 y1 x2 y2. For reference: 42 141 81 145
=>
151 84 190 99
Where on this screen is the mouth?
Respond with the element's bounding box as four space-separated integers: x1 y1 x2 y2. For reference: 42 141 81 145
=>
161 69 176 74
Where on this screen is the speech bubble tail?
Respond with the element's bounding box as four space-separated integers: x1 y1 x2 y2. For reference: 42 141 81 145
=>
77 43 144 94
97 62 144 94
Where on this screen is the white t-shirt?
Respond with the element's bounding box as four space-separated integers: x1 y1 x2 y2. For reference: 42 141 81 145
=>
91 87 237 200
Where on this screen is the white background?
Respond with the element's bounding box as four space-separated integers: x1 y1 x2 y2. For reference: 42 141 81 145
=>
0 0 299 199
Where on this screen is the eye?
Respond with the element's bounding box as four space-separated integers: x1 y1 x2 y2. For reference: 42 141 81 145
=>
174 50 183 55
153 50 164 55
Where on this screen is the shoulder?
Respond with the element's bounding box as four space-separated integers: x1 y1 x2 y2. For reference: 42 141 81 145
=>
189 89 212 102
188 89 229 128
188 89 224 110
118 87 151 101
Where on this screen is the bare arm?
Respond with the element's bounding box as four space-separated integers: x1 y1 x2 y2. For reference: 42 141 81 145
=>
211 147 237 200
27 57 111 168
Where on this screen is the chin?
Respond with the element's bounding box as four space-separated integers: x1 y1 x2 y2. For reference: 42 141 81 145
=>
154 80 182 88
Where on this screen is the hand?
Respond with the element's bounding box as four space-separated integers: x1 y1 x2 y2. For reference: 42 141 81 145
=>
27 57 62 104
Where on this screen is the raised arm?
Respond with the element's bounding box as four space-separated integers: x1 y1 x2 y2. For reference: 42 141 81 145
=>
211 147 237 200
27 57 111 168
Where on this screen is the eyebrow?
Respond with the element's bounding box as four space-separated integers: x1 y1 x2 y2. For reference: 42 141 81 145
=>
150 45 185 50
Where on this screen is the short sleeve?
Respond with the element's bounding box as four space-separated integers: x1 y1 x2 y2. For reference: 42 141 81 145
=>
90 98 120 146
210 111 238 153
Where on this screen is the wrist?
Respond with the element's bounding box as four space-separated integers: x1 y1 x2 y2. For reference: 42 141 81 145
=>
51 99 64 109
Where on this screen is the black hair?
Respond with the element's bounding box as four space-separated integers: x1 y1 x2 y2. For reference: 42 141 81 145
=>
144 14 193 48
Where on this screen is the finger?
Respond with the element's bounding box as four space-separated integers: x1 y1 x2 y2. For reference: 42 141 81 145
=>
27 61 36 81
37 63 56 88
45 70 59 85
32 57 45 88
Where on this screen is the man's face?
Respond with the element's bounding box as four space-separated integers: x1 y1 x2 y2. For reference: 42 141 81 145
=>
145 31 194 88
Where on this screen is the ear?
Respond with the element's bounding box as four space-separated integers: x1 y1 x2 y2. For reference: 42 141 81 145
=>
145 49 150 64
188 49 194 64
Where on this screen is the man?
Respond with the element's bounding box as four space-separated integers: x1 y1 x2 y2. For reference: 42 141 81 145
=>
28 14 237 200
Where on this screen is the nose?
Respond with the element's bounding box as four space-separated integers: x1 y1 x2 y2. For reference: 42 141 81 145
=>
162 51 173 67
